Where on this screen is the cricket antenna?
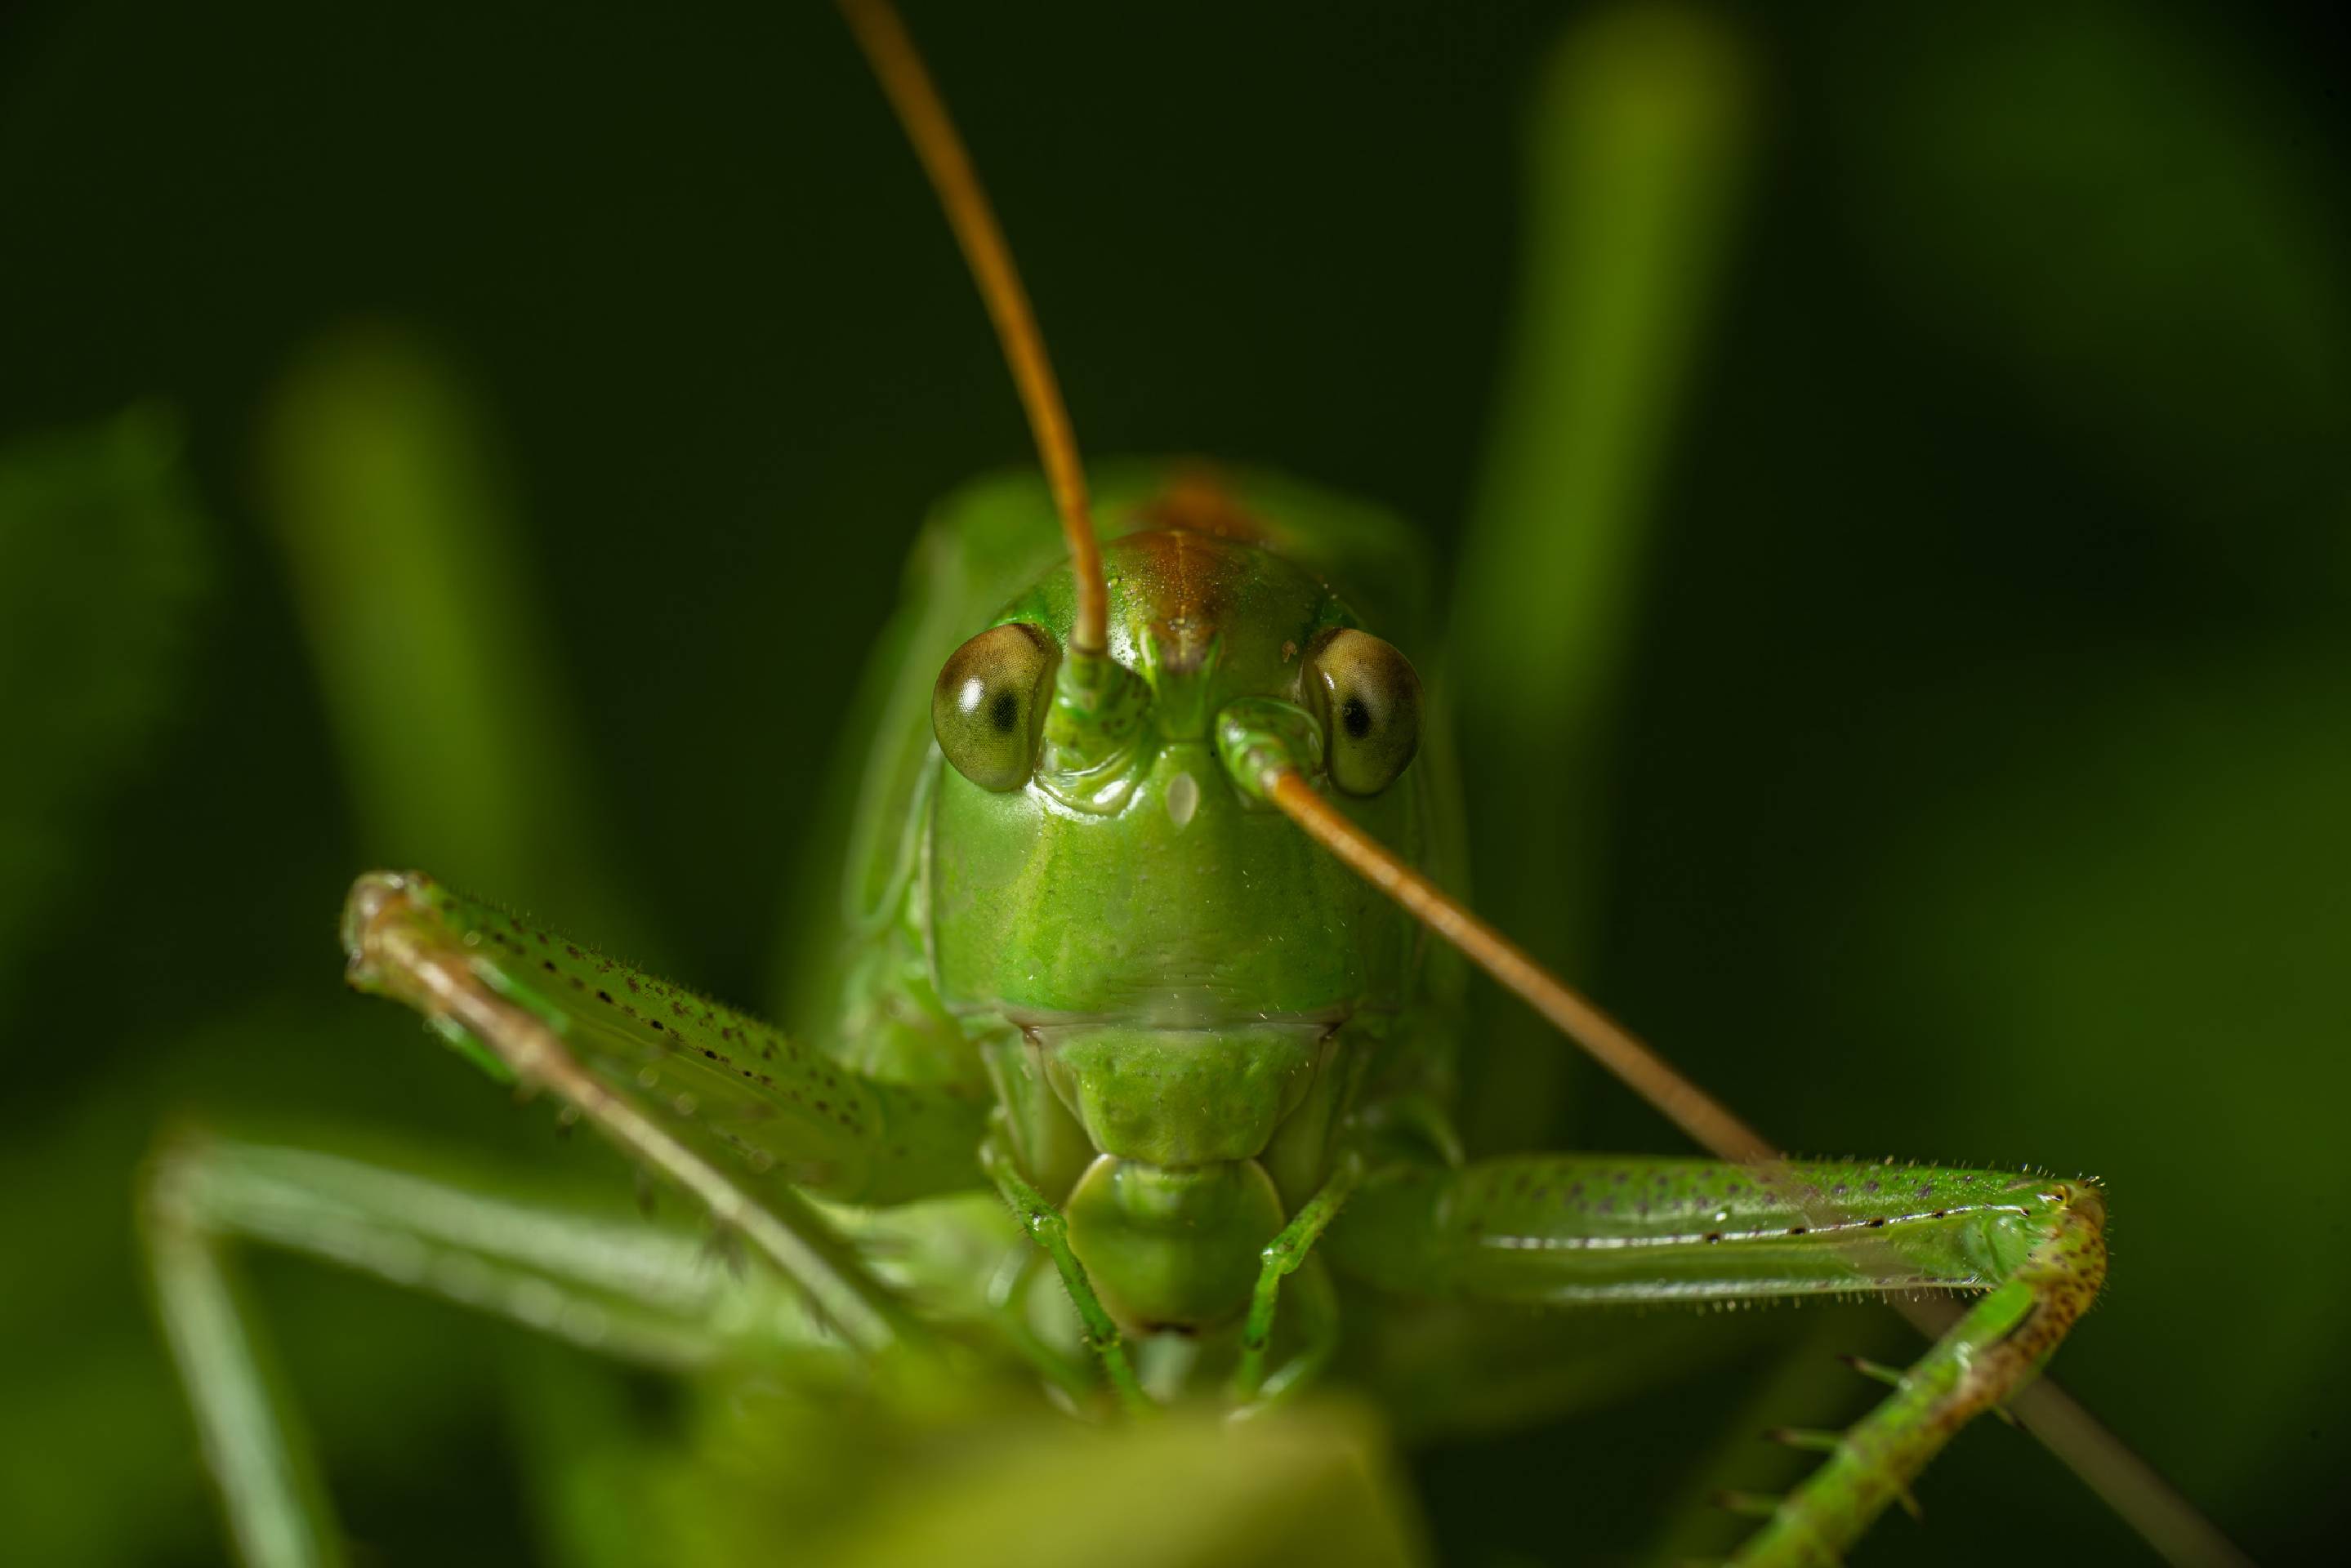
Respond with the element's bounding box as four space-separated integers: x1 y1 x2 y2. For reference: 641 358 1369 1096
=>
838 0 1111 656
1255 766 1780 1165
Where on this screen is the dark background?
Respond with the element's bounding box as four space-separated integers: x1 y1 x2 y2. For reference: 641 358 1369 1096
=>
2 1 2346 1562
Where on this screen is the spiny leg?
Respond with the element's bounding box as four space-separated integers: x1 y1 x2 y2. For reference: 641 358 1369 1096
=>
333 867 1149 1399
984 1241 1095 1402
1324 1154 2108 1567
979 1133 1149 1414
1232 1157 1362 1402
139 1130 851 1568
1733 1194 2105 1567
1247 768 2242 1565
341 870 980 1349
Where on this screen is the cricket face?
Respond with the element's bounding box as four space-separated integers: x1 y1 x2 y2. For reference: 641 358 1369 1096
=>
926 528 1429 1036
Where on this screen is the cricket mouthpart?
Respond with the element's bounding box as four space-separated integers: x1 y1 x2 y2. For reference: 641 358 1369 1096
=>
1021 1019 1340 1169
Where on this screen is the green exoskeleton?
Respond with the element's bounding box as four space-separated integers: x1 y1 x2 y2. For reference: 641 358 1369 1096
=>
141 4 2239 1566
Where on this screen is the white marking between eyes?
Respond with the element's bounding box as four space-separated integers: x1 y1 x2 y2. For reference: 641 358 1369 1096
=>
1166 772 1200 829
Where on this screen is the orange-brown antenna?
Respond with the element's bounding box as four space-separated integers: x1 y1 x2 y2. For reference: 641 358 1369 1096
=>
1262 768 1777 1165
838 0 1110 655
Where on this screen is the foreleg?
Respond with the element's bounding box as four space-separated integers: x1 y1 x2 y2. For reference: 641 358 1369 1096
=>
341 870 982 1347
1326 1155 2107 1566
980 1134 1149 1414
1232 1157 1362 1403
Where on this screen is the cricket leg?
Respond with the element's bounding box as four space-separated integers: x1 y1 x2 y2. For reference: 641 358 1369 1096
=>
984 1241 1096 1401
1323 1154 2108 1568
341 870 984 1347
1247 1256 1341 1408
138 1129 852 1568
1231 1157 1362 1402
979 1133 1150 1414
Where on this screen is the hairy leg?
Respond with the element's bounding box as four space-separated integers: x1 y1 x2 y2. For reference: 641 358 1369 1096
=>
979 1134 1149 1414
1325 1154 2107 1566
1233 1157 1362 1403
341 870 975 1345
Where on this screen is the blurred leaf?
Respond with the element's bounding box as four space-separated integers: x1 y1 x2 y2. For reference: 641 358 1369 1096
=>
0 404 211 1011
261 324 635 947
649 1393 1425 1568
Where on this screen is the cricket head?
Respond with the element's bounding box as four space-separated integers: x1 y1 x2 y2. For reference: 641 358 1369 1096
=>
926 524 1431 1035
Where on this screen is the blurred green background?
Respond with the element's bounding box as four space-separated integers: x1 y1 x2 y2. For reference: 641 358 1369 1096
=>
2 0 2346 1563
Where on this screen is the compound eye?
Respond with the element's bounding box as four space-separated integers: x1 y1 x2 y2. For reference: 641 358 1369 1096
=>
933 623 1055 791
1303 628 1422 796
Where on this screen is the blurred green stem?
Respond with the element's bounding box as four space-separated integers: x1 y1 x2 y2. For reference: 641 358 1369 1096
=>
1448 3 1755 1152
